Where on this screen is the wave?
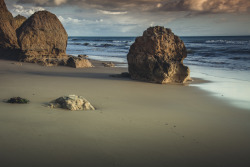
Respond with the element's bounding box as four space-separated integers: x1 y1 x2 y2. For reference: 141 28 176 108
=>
229 57 250 61
68 42 91 46
223 50 250 54
66 36 250 71
71 39 84 41
70 38 115 42
83 43 90 46
94 44 116 47
187 49 195 54
205 40 249 45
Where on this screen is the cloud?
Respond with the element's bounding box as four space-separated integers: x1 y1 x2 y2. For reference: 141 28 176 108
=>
58 16 104 24
16 0 250 14
158 0 250 14
17 0 67 6
12 4 45 16
54 0 67 6
58 16 82 24
98 10 127 15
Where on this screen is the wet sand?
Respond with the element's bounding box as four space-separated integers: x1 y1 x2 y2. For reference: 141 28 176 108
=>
0 59 250 167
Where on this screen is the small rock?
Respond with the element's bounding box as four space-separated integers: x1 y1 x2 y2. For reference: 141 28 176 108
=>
120 72 130 78
102 62 115 67
110 72 130 78
7 97 29 104
50 95 95 111
67 57 93 68
78 54 88 58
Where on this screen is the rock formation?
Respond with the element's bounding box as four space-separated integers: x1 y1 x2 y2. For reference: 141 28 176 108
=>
127 26 191 84
0 0 20 59
0 0 93 68
102 62 115 67
50 95 95 111
78 54 88 58
66 57 93 68
0 0 95 68
21 55 68 66
16 11 68 63
13 15 26 30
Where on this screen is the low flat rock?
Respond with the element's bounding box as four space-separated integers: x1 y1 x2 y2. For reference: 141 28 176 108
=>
102 62 115 67
50 95 95 111
66 57 93 68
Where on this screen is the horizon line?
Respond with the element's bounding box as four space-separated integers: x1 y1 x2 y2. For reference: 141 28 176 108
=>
68 35 250 37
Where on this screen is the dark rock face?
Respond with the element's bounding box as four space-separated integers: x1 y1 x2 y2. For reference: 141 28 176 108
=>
127 26 191 84
0 0 20 59
16 11 68 62
13 15 26 30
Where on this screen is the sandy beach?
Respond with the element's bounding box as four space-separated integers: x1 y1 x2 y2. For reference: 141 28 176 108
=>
0 59 249 167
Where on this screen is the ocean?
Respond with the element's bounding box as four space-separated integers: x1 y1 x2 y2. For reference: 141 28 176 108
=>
66 36 250 110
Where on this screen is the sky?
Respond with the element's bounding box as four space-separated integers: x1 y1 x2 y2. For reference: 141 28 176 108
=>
5 0 250 36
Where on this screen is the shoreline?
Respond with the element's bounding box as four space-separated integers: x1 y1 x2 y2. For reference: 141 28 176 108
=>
0 59 250 167
91 57 250 110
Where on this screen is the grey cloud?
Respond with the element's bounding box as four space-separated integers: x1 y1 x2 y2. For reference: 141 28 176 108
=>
158 0 250 13
17 0 67 6
17 0 250 14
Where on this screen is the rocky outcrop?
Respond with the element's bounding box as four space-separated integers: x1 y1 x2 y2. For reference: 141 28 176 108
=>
127 26 191 84
66 57 93 68
13 15 26 30
21 55 68 66
16 11 68 62
50 95 95 111
0 0 89 68
0 0 20 59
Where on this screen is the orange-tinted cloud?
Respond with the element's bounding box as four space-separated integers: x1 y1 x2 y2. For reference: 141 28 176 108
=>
17 0 250 14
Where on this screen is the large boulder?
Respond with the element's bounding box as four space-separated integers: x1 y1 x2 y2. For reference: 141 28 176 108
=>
50 95 95 111
127 26 191 84
16 11 68 62
0 0 20 59
13 15 26 30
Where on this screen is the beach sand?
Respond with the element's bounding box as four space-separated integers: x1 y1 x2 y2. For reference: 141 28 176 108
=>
0 59 250 167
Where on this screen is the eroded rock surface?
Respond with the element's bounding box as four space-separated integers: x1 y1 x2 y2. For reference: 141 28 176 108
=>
50 95 95 111
127 26 191 84
0 0 20 59
13 15 26 30
16 11 68 62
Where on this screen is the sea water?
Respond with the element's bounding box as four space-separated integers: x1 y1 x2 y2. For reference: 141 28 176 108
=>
66 36 250 110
